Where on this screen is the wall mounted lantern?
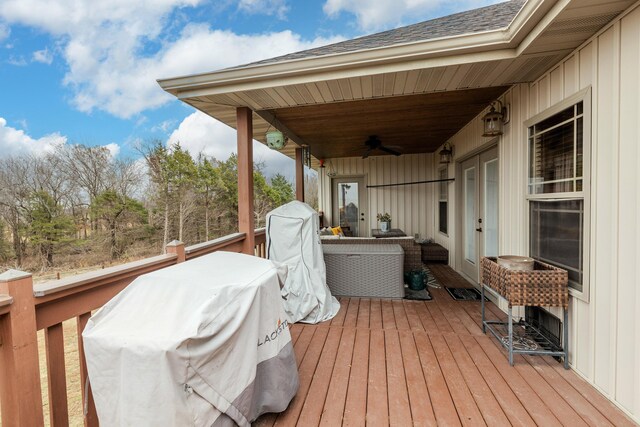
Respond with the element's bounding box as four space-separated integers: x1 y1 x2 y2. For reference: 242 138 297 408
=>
325 160 337 177
482 100 509 137
439 142 453 164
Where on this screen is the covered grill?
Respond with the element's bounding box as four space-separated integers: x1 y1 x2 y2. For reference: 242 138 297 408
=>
82 251 299 426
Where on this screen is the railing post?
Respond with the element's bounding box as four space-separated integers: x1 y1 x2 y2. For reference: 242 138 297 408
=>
77 313 98 427
166 240 186 263
0 270 45 427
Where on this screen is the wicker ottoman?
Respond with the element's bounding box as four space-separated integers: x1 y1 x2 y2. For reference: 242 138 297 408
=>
420 242 448 263
322 244 404 298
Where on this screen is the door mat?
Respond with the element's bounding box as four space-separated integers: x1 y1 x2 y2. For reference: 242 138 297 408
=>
445 287 486 301
404 286 432 301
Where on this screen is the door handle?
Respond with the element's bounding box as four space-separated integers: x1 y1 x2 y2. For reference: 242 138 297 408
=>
476 227 483 232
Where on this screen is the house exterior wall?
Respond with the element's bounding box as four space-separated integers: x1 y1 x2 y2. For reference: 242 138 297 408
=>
318 153 437 239
319 4 640 421
434 5 640 421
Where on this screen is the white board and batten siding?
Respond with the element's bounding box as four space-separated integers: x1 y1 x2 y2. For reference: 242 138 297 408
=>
435 5 640 421
319 154 437 240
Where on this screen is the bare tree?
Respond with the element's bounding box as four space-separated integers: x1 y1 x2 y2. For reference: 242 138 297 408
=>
56 144 111 230
0 156 32 265
304 172 319 210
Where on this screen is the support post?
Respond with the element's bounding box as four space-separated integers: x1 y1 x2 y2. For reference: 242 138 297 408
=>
166 240 186 263
295 147 304 202
237 107 255 254
0 270 45 427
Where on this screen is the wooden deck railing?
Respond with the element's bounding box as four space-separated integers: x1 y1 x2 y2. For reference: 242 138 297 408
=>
0 294 12 316
0 229 267 426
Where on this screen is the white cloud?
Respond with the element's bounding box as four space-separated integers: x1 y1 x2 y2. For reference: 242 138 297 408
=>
0 117 67 155
0 23 9 42
32 48 53 64
323 0 499 31
7 55 27 66
0 1 343 119
238 0 289 19
168 111 294 178
103 143 121 158
151 119 177 133
61 25 341 118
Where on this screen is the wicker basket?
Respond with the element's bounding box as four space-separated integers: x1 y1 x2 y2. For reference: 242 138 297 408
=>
481 257 569 308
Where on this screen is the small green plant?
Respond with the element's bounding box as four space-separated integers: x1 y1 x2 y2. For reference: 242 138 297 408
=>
377 212 391 222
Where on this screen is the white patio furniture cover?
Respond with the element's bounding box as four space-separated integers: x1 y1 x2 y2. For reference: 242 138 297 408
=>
266 201 340 324
82 251 299 427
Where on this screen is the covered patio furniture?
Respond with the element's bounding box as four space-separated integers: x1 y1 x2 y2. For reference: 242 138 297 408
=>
266 201 340 324
82 251 299 427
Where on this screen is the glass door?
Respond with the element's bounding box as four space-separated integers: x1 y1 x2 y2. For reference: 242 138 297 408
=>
459 147 498 283
482 149 499 258
332 177 367 236
461 158 479 281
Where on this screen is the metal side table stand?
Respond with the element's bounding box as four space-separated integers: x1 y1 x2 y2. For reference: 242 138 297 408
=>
481 257 570 369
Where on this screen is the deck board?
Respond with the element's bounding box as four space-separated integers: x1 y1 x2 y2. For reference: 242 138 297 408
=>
444 333 511 425
342 328 369 427
398 330 437 425
254 265 637 427
319 327 356 426
297 328 342 426
355 298 370 329
384 331 412 426
367 329 389 426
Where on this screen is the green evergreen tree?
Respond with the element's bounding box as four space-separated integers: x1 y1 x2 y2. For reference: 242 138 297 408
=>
270 173 295 206
27 191 75 267
167 143 197 242
195 155 224 241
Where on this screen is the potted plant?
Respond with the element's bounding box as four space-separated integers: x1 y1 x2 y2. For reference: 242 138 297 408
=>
377 212 391 232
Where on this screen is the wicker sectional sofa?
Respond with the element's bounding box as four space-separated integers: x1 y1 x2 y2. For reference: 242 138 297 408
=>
320 236 422 272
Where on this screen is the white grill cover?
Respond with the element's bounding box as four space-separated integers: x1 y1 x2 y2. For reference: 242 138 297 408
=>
82 251 299 427
266 201 340 324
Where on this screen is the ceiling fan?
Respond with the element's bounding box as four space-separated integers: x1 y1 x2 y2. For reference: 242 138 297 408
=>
362 135 401 159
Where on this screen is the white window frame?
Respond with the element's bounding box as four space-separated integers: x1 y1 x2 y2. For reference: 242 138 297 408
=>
524 87 591 302
438 167 448 236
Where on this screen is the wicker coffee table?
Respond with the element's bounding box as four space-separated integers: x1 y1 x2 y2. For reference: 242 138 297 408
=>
481 257 570 368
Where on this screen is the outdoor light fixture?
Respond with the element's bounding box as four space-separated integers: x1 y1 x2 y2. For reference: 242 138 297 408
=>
482 100 508 137
439 142 453 164
266 130 287 150
326 160 337 177
302 144 312 168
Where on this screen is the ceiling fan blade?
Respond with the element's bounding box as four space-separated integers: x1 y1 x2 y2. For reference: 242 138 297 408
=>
362 147 374 159
379 145 401 156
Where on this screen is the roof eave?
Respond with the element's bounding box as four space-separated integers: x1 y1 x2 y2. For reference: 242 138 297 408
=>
158 0 563 98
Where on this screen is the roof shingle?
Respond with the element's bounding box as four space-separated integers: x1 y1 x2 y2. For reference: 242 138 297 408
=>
240 0 526 68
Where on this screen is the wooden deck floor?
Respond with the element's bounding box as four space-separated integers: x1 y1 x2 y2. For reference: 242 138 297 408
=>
254 265 637 426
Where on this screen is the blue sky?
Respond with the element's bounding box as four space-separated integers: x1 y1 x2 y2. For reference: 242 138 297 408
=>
0 0 499 177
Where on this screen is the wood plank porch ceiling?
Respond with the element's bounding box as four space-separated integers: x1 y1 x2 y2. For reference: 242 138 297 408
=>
266 86 509 160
